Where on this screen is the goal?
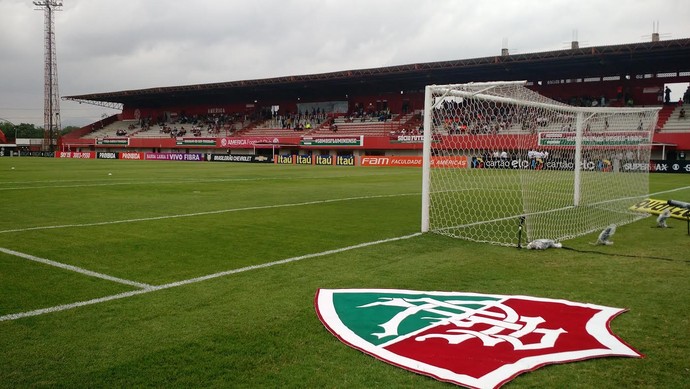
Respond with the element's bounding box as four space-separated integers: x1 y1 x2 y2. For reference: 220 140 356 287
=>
421 81 660 247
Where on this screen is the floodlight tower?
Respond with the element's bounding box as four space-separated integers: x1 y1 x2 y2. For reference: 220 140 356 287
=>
34 0 62 152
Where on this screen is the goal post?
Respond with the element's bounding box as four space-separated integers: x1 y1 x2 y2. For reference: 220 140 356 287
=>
421 81 660 246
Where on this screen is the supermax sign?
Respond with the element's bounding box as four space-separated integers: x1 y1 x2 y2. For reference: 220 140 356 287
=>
471 157 611 171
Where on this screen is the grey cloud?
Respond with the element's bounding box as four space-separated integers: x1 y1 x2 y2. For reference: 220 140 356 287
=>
1 0 688 126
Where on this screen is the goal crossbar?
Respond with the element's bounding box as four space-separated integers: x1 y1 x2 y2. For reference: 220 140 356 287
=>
421 81 660 246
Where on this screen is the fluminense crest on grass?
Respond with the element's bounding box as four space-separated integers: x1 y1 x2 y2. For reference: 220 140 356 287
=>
316 288 641 389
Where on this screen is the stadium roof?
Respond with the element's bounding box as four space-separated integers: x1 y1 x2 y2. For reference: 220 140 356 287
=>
64 38 690 109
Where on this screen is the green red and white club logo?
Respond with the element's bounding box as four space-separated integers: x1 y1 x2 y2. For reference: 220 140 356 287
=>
315 289 641 389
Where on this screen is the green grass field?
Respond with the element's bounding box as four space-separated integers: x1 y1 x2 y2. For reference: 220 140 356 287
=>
1 158 689 388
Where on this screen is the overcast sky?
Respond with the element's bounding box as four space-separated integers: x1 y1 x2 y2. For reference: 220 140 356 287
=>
1 0 689 128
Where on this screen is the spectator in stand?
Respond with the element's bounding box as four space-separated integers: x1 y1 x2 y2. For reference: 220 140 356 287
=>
679 107 686 119
665 86 671 104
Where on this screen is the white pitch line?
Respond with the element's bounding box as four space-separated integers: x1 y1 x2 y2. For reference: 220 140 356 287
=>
0 289 153 322
0 192 419 234
0 232 423 322
0 247 154 290
649 185 690 197
151 233 423 290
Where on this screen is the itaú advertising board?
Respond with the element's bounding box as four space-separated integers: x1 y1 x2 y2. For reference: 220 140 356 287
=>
360 156 467 168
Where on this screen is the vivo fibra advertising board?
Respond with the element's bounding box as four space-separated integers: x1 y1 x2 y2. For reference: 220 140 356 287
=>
144 153 204 161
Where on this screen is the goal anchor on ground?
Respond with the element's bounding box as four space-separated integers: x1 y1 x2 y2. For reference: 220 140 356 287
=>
517 216 525 249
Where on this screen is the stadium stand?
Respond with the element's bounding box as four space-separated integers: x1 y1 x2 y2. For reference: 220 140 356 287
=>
236 111 419 137
80 113 252 139
237 119 313 137
655 104 676 131
84 120 138 138
314 117 397 136
658 104 689 133
307 112 419 137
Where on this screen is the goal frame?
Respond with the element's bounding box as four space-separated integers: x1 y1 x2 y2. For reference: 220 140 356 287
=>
421 81 660 245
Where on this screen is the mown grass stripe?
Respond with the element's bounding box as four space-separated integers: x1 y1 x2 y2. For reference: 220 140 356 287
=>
0 233 422 322
0 193 418 234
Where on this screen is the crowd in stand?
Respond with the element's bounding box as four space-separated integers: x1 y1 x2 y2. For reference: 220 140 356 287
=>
147 112 248 137
557 95 609 107
344 104 392 123
260 106 393 132
431 98 657 135
98 101 415 138
433 101 543 135
171 112 244 135
271 109 327 131
389 118 424 137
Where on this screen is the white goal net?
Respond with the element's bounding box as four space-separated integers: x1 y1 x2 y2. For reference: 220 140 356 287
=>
421 81 660 247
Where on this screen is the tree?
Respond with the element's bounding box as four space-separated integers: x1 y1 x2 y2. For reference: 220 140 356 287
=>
0 122 13 139
0 123 47 141
0 123 80 141
61 126 80 136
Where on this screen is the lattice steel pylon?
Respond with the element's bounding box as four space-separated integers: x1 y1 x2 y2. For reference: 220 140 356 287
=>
34 0 62 152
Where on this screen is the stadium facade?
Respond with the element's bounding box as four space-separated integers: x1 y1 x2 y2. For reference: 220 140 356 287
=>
60 38 690 161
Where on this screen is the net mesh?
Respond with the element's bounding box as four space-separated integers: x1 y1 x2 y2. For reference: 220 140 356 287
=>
423 82 659 246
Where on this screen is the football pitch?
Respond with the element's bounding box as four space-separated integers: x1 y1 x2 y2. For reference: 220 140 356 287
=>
1 158 689 388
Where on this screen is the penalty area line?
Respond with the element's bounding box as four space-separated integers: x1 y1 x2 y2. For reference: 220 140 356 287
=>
0 247 154 290
0 232 423 322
